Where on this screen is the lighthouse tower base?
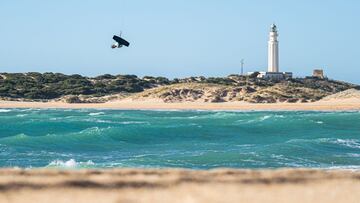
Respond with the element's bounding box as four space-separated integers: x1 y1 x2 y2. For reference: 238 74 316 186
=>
258 72 292 80
247 71 293 81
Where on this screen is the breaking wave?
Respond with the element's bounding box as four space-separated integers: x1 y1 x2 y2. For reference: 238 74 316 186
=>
325 138 360 149
89 112 105 116
47 159 95 168
287 138 360 149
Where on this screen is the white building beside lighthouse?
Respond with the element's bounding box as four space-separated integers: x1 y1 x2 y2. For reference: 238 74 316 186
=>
251 24 292 80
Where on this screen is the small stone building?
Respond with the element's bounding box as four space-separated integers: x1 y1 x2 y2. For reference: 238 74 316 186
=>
313 69 324 79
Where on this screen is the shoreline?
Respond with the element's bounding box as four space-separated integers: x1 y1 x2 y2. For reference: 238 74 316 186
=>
0 168 359 203
0 99 360 111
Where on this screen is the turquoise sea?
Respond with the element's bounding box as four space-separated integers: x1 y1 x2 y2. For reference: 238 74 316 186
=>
0 109 359 169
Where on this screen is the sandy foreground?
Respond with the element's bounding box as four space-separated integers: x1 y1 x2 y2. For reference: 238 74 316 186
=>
0 169 359 203
0 98 359 111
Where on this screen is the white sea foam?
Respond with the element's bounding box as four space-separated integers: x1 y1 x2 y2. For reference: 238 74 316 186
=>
331 139 360 149
89 112 105 116
133 154 158 158
84 118 149 125
47 159 95 168
314 138 360 149
83 118 109 123
235 144 255 148
287 138 360 149
16 114 28 117
0 109 11 113
50 117 61 121
326 165 360 171
259 115 271 121
120 121 149 125
78 126 112 135
243 115 273 123
347 153 360 158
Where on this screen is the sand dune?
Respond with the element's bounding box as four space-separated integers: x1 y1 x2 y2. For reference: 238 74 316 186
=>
1 88 360 111
0 169 359 203
321 88 360 101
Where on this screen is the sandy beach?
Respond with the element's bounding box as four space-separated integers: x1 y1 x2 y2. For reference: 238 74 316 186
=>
0 98 359 111
0 169 359 203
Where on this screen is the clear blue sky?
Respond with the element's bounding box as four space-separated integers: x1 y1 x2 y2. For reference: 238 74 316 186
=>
0 0 359 83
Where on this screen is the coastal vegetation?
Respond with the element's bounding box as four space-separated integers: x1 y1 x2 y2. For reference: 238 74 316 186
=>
0 72 358 103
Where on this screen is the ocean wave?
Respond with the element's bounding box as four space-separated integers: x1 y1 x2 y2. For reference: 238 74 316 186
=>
16 114 28 117
326 165 360 171
17 108 42 112
241 115 273 124
287 138 360 149
347 153 360 158
182 112 241 120
83 118 149 125
211 112 242 119
2 133 29 140
0 126 115 145
259 115 271 121
325 138 360 149
0 144 8 153
46 159 95 168
0 109 12 113
89 112 105 116
164 111 353 123
235 144 255 148
76 126 113 135
120 121 149 125
132 153 158 158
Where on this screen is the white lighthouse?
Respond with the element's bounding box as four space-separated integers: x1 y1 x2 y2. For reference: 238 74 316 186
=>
249 24 292 80
268 24 279 72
